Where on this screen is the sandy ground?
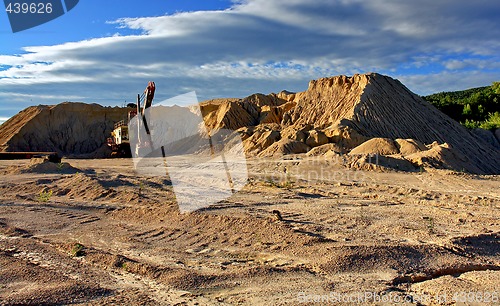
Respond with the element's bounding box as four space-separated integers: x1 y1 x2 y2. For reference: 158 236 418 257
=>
0 157 499 305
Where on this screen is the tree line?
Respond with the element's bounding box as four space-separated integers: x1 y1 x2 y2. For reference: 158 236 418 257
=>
423 82 500 130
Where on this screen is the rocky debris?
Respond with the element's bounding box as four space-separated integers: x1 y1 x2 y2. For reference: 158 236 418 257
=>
348 154 417 172
277 90 296 102
305 130 329 148
280 125 311 143
495 129 500 143
203 100 258 132
395 138 428 155
349 138 399 156
271 210 283 221
405 143 481 173
202 93 289 132
259 102 296 124
323 123 369 150
242 127 281 155
258 138 310 157
306 143 346 157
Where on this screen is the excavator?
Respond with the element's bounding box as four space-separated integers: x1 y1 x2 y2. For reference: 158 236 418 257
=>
107 81 156 157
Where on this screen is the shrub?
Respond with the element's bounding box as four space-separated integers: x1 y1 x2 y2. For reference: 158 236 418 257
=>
70 243 85 257
480 112 500 130
37 190 52 202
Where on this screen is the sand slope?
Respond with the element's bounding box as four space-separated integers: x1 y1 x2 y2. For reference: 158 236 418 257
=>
282 73 500 174
0 103 129 156
0 105 46 151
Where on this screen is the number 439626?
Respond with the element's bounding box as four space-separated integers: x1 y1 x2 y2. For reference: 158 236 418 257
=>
5 2 53 14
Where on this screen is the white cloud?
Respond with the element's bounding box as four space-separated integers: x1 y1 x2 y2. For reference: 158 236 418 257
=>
443 58 500 71
0 92 84 100
0 0 499 117
0 117 10 125
398 70 500 96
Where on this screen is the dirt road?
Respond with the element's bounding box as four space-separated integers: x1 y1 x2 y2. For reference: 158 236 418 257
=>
0 158 498 305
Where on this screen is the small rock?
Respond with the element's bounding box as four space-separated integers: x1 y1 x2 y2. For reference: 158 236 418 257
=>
272 210 283 221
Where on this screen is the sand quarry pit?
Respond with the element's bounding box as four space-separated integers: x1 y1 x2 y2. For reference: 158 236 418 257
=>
0 73 499 305
0 157 499 305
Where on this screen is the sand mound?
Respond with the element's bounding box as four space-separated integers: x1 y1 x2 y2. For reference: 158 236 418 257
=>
258 139 309 157
279 73 500 174
395 138 428 155
55 173 115 200
0 103 129 157
347 154 417 172
202 93 287 132
349 138 399 155
0 106 46 151
200 73 499 173
280 125 310 143
323 123 369 150
306 143 345 156
242 127 281 155
405 143 479 173
305 130 329 147
259 102 296 125
8 157 80 174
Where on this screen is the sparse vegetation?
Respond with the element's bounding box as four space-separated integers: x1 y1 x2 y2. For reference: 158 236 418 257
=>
264 178 294 189
119 262 128 271
37 189 52 202
480 112 500 130
70 243 85 257
138 181 145 200
264 178 279 188
424 216 435 234
280 179 294 189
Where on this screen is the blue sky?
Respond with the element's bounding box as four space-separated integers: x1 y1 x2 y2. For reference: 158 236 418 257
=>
1 0 500 124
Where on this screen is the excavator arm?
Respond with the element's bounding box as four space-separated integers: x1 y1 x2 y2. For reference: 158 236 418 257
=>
143 81 156 114
134 81 156 155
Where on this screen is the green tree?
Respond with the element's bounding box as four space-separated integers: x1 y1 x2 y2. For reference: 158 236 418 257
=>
423 82 500 129
462 104 472 116
480 112 500 130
